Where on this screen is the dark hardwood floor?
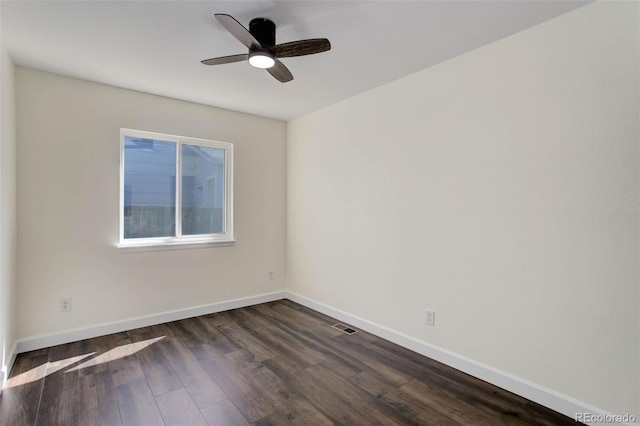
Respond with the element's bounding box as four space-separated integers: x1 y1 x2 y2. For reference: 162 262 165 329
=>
0 300 579 425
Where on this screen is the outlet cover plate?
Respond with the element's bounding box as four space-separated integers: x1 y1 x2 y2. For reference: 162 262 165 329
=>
60 297 72 313
425 309 435 326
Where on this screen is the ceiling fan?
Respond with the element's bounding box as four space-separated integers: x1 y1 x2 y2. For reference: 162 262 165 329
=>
201 14 331 83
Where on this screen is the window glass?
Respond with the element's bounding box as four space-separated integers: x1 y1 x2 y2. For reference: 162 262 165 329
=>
123 136 176 238
181 144 226 235
120 129 234 250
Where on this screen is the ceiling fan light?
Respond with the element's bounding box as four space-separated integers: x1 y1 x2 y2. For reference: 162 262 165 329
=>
249 51 275 69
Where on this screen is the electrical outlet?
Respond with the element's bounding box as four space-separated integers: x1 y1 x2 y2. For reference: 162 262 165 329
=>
425 309 435 326
60 297 72 313
267 270 274 280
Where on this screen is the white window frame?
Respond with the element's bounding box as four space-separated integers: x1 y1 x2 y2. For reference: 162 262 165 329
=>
118 128 234 252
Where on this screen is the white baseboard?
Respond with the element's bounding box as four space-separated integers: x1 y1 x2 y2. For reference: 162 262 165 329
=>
285 291 639 426
15 291 286 354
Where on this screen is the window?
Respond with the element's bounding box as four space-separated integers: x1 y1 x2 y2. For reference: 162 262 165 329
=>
119 129 233 250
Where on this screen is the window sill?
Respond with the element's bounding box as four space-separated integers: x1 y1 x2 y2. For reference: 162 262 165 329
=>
117 239 235 254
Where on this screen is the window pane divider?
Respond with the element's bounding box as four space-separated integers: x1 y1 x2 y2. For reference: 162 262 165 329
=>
175 139 183 239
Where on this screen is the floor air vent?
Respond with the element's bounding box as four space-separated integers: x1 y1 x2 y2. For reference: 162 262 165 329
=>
332 323 358 335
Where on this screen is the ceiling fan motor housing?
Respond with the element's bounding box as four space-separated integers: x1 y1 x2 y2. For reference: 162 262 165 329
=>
249 18 276 48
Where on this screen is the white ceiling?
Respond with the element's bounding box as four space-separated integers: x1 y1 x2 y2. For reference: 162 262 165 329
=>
1 1 587 121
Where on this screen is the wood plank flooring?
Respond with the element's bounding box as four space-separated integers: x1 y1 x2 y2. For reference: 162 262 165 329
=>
0 300 579 425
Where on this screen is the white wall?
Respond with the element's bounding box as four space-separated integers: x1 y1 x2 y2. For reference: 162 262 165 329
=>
287 1 639 419
0 31 18 387
16 68 286 339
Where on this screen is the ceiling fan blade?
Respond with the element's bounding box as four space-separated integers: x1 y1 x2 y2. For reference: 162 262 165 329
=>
201 53 248 66
215 14 261 49
272 38 331 58
267 59 293 83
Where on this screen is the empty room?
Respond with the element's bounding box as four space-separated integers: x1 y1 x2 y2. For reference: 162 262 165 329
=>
0 1 638 425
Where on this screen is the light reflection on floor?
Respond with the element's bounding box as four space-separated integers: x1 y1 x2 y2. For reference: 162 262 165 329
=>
6 336 165 389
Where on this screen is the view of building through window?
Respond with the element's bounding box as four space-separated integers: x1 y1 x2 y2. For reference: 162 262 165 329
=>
123 137 177 238
120 130 233 247
181 144 225 235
